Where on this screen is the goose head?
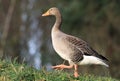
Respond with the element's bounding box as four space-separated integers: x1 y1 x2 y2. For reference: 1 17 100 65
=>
42 7 60 16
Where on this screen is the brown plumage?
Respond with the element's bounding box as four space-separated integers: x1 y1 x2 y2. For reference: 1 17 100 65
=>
42 7 109 77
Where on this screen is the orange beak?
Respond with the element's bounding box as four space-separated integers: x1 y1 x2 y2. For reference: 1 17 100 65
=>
42 11 50 16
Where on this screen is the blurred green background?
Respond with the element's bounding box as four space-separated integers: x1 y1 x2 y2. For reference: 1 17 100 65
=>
0 0 120 79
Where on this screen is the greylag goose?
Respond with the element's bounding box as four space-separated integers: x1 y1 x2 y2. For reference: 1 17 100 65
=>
42 7 109 77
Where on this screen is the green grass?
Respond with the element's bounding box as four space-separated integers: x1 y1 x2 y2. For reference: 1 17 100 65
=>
0 60 118 81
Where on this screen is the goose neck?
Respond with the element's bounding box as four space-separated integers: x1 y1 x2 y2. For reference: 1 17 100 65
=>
52 14 62 31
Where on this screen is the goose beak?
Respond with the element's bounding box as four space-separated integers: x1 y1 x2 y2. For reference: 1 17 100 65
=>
42 11 49 16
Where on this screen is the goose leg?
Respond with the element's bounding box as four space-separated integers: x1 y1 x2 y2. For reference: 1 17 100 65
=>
74 64 79 78
52 64 73 70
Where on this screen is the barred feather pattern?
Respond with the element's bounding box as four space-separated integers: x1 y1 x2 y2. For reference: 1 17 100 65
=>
65 35 109 63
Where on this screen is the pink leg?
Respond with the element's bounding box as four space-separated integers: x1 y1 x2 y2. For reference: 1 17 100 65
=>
52 64 73 70
74 64 79 78
52 64 79 78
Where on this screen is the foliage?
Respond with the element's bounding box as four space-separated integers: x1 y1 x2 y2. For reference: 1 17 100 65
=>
0 60 118 81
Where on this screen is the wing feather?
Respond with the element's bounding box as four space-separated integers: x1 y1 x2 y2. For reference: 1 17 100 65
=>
65 35 109 62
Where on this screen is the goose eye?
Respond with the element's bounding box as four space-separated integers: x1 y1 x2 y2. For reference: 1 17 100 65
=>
50 9 53 11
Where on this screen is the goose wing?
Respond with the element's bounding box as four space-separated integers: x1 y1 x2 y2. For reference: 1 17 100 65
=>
65 35 108 61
